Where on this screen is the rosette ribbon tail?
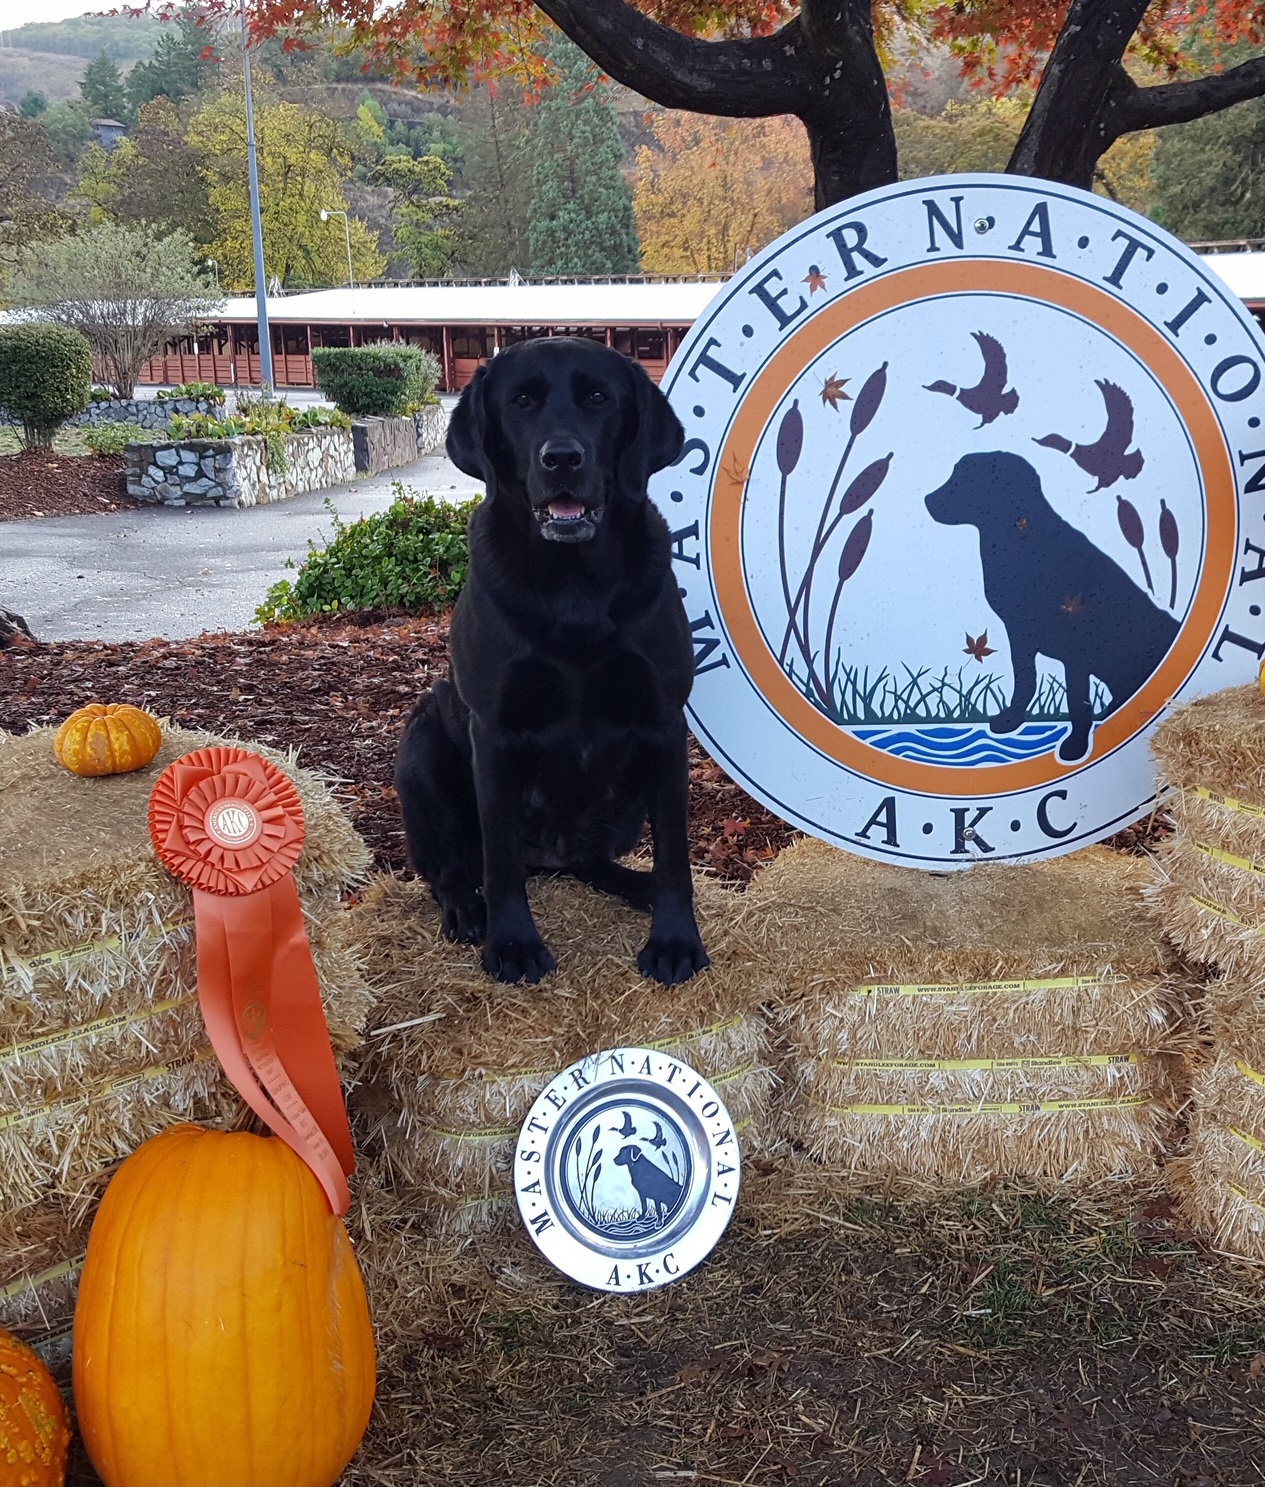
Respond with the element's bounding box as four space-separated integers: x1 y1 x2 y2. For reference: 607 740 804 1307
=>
149 748 355 1215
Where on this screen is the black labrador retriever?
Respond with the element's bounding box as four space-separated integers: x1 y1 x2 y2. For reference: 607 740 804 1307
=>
395 337 710 986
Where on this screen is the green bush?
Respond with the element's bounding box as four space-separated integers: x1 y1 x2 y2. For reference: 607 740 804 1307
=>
88 385 115 402
82 421 150 457
0 324 92 447
167 401 350 476
255 485 477 623
156 381 225 403
311 343 439 418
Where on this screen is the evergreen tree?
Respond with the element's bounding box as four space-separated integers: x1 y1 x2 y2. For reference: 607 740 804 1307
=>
19 92 47 119
80 51 128 121
1151 97 1265 242
126 16 212 115
453 85 535 277
526 36 638 278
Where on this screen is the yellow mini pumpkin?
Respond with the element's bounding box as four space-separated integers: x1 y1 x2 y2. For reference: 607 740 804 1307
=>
73 1125 375 1487
0 1329 70 1487
53 703 161 777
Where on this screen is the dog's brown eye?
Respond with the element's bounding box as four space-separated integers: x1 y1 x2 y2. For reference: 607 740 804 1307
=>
511 392 534 409
587 390 607 406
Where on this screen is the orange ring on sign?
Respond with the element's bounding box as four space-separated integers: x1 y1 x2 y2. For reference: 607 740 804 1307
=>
710 258 1237 795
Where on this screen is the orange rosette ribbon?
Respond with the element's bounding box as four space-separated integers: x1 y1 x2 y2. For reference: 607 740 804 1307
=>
148 747 354 1214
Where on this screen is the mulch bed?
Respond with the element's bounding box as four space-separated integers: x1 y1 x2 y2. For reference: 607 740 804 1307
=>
0 448 143 520
0 611 798 883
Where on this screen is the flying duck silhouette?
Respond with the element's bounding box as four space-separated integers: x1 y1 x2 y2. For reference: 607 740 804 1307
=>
612 1111 637 1138
1033 379 1144 492
648 1121 668 1151
924 332 1019 426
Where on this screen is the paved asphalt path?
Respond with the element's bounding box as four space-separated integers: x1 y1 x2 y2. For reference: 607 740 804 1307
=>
5 437 481 645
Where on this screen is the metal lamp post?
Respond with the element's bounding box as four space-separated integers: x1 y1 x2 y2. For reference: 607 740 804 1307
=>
205 257 220 292
240 0 273 393
320 208 355 291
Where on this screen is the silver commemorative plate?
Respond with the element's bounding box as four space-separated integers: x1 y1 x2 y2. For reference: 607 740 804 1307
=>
514 1046 742 1292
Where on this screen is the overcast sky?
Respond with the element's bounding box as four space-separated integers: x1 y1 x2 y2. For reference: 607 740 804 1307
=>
1 3 124 30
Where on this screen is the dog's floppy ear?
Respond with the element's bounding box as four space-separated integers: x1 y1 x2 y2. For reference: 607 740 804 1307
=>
446 363 494 485
617 361 685 502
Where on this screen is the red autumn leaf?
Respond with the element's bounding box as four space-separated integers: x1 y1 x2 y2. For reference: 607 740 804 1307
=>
803 265 828 293
820 373 851 410
964 630 996 662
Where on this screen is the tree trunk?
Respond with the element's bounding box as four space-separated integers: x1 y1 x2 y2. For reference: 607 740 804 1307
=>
1007 0 1150 188
797 0 897 210
537 0 896 212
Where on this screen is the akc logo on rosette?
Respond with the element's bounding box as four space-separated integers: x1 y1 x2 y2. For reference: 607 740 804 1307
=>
653 175 1265 865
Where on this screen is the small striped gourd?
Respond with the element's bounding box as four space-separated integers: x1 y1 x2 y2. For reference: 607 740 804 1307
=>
53 704 161 777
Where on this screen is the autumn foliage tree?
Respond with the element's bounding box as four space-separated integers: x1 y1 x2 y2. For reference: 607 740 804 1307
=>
203 0 1265 213
187 90 385 289
635 113 812 273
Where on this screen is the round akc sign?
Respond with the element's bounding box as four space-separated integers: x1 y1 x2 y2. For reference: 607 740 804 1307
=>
652 174 1265 865
513 1047 741 1292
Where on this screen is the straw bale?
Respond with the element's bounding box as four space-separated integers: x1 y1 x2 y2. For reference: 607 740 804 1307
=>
346 872 778 1229
0 724 374 1214
787 1052 1177 1182
1171 1048 1265 1259
1148 835 1265 980
745 840 1183 1182
0 1179 103 1342
742 838 1166 995
1150 682 1265 806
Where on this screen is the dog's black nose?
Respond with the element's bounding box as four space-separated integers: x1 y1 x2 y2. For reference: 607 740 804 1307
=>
539 438 584 472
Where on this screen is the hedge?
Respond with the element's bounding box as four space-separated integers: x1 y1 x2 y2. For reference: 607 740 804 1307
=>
0 324 93 447
311 343 439 419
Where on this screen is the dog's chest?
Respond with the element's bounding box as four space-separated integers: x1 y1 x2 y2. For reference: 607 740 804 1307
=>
497 650 664 735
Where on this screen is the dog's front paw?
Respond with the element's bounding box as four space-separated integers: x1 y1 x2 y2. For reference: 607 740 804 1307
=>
1057 727 1092 764
989 706 1025 736
638 933 710 986
441 894 486 944
482 935 556 985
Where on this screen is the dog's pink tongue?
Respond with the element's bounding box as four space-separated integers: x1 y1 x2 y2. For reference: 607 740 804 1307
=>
548 499 585 520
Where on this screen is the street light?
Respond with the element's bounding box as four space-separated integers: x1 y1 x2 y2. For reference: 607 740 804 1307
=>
240 0 273 393
205 257 220 292
320 208 354 291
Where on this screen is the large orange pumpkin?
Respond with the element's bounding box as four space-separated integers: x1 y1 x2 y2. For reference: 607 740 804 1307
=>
0 1330 69 1487
53 703 161 777
73 1125 375 1487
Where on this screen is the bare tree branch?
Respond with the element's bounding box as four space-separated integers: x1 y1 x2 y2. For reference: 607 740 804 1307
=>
534 0 808 116
1110 53 1265 133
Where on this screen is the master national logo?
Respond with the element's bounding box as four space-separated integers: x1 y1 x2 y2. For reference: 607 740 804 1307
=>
653 175 1264 865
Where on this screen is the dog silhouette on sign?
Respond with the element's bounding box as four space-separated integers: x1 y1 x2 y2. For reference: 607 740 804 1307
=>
614 1143 683 1223
925 452 1180 763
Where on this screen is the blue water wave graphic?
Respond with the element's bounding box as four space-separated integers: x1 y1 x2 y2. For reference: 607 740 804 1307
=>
851 722 1070 765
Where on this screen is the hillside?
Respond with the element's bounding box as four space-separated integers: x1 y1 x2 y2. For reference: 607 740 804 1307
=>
7 12 161 62
0 47 95 108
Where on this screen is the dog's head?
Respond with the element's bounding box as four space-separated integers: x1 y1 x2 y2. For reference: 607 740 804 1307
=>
446 338 684 544
925 451 1044 529
612 1144 641 1168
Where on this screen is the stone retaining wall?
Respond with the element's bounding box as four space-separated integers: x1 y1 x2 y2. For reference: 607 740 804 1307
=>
414 402 448 455
77 396 223 429
353 415 419 476
1 396 222 431
125 426 356 508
